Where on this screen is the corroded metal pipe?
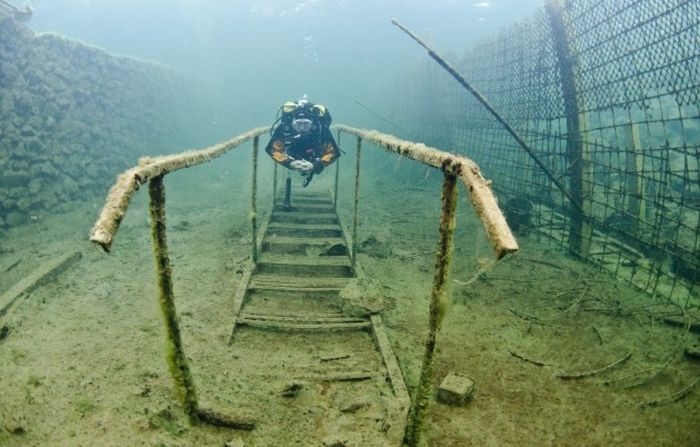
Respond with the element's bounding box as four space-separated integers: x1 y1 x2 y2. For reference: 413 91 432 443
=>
251 135 259 263
90 126 269 251
406 172 458 446
336 125 518 258
148 176 199 422
352 135 362 273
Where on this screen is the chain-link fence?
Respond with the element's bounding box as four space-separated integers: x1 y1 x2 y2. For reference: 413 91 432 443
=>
394 0 699 306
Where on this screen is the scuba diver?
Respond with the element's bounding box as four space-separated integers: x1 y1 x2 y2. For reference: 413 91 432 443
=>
265 96 341 187
0 0 32 21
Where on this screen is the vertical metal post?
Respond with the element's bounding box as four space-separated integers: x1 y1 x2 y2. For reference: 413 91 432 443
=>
546 0 591 257
148 175 200 423
251 136 259 263
272 159 278 206
352 135 362 274
622 122 644 235
405 172 458 446
334 129 342 211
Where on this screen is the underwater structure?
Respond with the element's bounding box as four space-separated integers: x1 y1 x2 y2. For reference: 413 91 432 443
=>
0 0 698 445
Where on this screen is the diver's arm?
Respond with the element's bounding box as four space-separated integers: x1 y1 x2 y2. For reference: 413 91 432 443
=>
265 138 293 167
311 139 340 174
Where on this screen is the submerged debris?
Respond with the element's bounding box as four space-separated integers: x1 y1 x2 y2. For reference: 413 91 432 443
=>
280 381 305 398
338 278 385 317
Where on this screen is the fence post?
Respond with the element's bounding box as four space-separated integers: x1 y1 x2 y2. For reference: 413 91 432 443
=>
546 0 592 257
622 122 644 235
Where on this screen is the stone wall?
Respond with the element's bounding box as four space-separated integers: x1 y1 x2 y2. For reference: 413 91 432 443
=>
0 13 196 228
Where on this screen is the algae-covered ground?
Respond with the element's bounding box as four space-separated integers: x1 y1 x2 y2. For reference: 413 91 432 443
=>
1 155 699 446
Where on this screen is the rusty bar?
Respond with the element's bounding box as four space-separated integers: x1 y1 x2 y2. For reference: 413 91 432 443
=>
90 126 269 251
251 135 259 263
148 175 200 422
406 172 458 446
352 135 362 273
336 125 518 258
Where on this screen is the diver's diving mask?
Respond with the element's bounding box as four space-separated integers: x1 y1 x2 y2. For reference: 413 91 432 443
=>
292 118 314 134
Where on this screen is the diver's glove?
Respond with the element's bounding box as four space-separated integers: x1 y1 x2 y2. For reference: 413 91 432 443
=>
312 158 325 174
289 159 314 173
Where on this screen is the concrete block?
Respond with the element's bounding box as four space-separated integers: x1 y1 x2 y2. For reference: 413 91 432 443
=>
437 372 475 406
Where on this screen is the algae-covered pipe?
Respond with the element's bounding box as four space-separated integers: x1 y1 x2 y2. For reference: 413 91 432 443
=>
251 135 259 263
351 135 362 273
405 172 458 446
148 175 200 422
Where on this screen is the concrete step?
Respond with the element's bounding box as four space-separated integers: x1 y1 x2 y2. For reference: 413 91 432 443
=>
267 222 342 238
270 211 339 225
262 236 347 255
250 274 350 291
276 196 333 206
237 313 370 332
256 254 353 277
243 288 342 315
273 203 336 214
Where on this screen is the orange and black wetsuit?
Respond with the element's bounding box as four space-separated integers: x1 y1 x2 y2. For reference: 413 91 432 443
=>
264 103 340 174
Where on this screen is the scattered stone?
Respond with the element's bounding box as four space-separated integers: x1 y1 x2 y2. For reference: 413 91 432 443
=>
339 277 385 317
661 315 700 333
321 243 347 256
224 437 245 447
280 381 305 398
0 324 10 341
172 220 191 232
135 384 151 397
684 342 700 360
322 436 350 447
3 418 26 435
320 352 351 362
358 235 392 258
340 399 370 413
437 372 475 406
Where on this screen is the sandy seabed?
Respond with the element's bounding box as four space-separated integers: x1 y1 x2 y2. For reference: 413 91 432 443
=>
1 162 699 446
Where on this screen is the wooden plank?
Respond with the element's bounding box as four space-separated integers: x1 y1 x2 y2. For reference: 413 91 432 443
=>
370 314 410 405
0 251 82 317
370 313 411 446
227 261 256 344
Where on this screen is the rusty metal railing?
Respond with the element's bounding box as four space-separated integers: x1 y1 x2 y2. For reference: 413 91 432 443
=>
334 125 517 446
88 124 518 443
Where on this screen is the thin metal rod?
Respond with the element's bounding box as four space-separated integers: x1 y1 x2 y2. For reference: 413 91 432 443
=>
251 136 259 263
352 136 362 273
90 126 269 251
334 129 341 211
148 175 200 423
405 173 458 446
391 18 584 216
272 158 278 206
336 125 517 258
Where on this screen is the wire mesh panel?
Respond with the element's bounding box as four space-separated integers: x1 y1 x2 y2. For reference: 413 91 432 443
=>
395 0 700 306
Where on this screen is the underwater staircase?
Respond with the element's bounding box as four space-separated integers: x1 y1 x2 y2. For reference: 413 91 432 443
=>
229 189 409 446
